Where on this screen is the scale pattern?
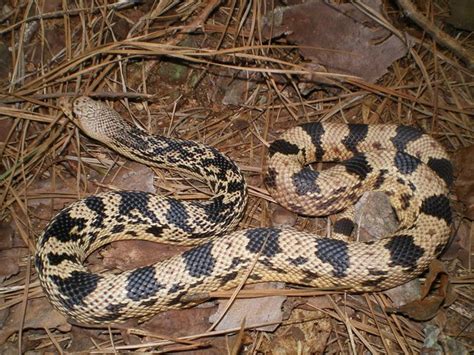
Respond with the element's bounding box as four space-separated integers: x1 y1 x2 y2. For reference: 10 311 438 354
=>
35 97 453 324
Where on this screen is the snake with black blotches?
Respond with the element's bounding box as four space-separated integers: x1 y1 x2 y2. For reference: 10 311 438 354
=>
35 96 453 324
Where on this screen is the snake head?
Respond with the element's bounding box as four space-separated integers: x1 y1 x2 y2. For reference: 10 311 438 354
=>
72 96 127 144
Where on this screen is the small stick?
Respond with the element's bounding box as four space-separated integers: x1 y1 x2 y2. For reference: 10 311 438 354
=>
0 1 142 35
395 0 474 69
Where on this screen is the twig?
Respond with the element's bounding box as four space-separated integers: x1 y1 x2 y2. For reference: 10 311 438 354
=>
395 0 474 69
0 1 143 35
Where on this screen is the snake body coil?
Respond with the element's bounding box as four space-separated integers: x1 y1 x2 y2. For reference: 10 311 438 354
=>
35 97 453 324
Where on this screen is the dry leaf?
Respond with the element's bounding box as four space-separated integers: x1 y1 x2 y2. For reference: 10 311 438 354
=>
143 306 213 337
104 161 156 194
0 248 28 278
209 282 286 332
264 0 410 83
0 222 14 250
453 145 474 220
259 308 331 354
100 240 189 271
446 0 474 31
0 298 70 344
386 260 455 321
440 219 472 268
384 279 421 308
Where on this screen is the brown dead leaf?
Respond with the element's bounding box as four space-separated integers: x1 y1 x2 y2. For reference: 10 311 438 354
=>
0 248 28 278
27 177 77 210
384 279 421 308
440 219 472 267
67 326 103 353
0 298 70 344
0 42 12 88
386 260 455 321
453 145 474 220
104 161 156 194
143 307 214 338
0 118 14 145
446 0 474 31
259 308 331 354
100 240 189 271
0 222 14 250
209 282 286 332
265 0 410 82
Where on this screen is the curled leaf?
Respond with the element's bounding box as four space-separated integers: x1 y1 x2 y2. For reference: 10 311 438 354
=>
386 260 455 321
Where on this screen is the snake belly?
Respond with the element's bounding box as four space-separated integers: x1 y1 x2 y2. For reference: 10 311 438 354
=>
35 97 453 324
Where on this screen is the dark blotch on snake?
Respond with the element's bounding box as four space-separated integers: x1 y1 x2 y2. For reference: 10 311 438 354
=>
198 195 233 228
140 299 158 307
361 277 387 287
166 199 193 233
218 271 240 286
201 148 241 181
146 225 166 237
333 218 354 237
343 154 373 180
259 259 287 274
50 271 102 309
292 167 321 195
342 124 368 153
385 235 424 271
225 179 246 194
394 152 420 175
111 224 125 234
34 255 44 276
84 196 106 228
390 125 424 151
368 268 388 276
400 193 413 210
427 157 454 187
115 126 149 151
248 274 263 281
126 265 164 301
420 194 452 225
47 252 79 266
182 241 216 277
169 283 186 294
288 256 309 266
373 169 388 189
230 257 248 268
245 228 282 257
300 122 325 160
39 208 86 246
167 291 188 306
264 167 278 189
315 238 350 278
117 191 158 223
301 270 320 284
268 139 300 157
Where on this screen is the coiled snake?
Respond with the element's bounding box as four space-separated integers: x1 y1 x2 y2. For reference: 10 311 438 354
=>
35 97 453 324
